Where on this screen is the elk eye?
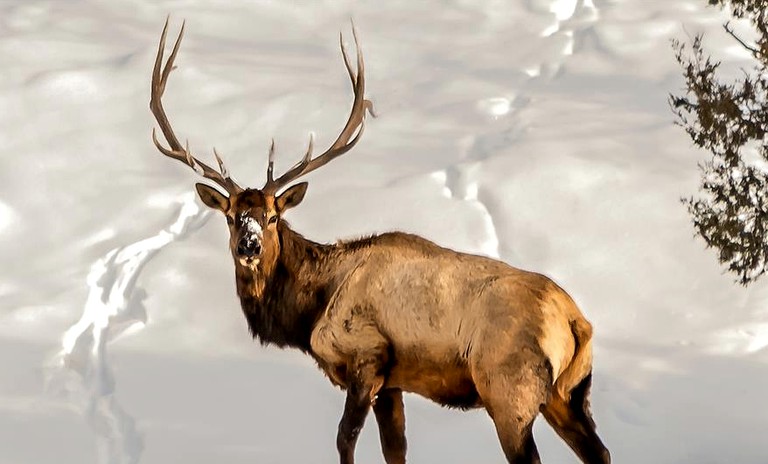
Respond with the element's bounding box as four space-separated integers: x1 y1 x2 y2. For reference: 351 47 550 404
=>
268 215 278 225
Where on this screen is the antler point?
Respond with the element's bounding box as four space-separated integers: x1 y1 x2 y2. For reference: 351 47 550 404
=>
303 133 315 163
365 100 377 118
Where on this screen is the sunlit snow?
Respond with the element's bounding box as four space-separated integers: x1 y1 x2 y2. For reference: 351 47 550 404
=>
3 1 768 464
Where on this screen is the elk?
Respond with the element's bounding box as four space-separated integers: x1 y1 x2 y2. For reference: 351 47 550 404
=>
149 19 611 464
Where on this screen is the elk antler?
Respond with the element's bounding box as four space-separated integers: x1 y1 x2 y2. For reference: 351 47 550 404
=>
262 23 376 194
150 19 242 194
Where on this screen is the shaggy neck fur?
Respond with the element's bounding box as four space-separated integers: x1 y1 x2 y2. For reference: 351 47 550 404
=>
234 221 341 352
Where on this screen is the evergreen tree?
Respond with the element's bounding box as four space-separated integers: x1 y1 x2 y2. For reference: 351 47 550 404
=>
671 0 768 284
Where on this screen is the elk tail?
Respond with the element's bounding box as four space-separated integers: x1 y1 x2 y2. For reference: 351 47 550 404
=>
554 316 593 402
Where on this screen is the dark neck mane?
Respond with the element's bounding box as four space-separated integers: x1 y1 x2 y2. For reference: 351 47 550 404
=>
234 222 339 352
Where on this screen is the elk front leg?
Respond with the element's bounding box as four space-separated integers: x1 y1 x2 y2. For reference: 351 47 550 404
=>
373 388 407 464
337 357 385 464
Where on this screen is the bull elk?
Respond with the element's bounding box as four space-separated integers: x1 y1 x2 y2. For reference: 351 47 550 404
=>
149 19 610 464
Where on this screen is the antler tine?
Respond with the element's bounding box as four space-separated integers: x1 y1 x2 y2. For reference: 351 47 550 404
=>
303 132 315 164
266 139 276 184
340 30 356 86
150 18 241 194
213 147 229 178
262 22 375 194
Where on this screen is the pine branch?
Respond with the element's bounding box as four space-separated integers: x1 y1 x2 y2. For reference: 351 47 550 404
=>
724 21 760 57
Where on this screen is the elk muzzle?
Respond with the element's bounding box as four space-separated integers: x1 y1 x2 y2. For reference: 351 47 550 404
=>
236 235 262 258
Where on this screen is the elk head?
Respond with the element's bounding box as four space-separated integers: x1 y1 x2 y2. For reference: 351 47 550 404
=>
149 20 374 276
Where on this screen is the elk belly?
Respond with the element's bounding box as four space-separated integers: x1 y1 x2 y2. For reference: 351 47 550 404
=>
386 356 481 410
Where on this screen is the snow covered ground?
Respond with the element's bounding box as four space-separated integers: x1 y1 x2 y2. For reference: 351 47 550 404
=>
2 0 768 463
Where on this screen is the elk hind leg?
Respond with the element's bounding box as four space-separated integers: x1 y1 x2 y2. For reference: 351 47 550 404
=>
476 357 550 464
491 411 540 464
541 373 610 464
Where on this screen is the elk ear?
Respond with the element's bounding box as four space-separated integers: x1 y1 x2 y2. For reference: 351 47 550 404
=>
195 183 229 212
276 182 308 212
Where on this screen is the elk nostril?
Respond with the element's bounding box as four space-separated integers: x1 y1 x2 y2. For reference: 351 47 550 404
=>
237 240 251 257
237 238 261 257
236 243 247 256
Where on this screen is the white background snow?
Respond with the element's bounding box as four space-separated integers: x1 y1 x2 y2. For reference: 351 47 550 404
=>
2 0 768 463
